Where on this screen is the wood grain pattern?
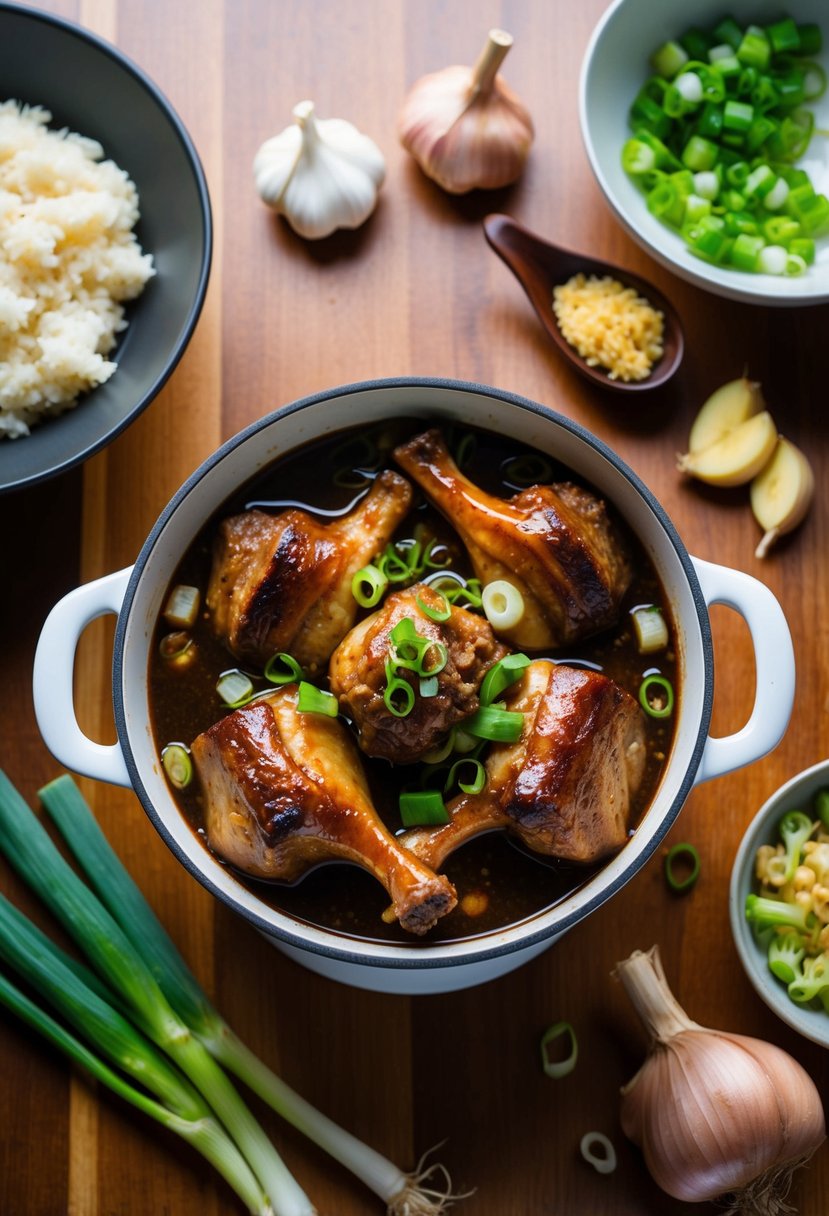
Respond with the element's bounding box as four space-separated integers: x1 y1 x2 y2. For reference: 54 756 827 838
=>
0 1 828 1213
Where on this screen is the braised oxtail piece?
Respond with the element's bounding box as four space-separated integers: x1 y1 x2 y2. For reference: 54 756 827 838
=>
329 582 508 764
393 428 633 648
206 469 412 672
401 660 646 869
190 688 456 935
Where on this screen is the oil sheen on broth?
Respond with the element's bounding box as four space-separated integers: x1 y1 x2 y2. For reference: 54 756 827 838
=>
149 420 678 946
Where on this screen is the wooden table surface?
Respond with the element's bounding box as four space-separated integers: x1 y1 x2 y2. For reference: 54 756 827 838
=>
2 1 829 1213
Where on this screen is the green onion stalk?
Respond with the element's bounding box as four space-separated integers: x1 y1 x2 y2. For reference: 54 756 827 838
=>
0 771 313 1216
0 899 272 1215
38 775 461 1216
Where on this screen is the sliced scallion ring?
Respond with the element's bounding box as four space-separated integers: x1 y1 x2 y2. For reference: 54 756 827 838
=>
482 580 525 631
580 1131 617 1175
444 758 486 797
665 842 700 892
399 789 450 827
463 705 524 743
502 452 553 487
415 587 451 622
384 661 416 718
351 564 389 608
639 674 675 719
421 731 456 765
631 605 669 654
479 653 531 706
216 669 255 708
159 631 194 663
263 652 303 686
540 1021 578 1079
296 682 339 717
163 584 201 629
161 744 192 790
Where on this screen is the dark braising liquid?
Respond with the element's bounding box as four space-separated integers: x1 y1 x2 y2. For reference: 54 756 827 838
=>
149 420 678 946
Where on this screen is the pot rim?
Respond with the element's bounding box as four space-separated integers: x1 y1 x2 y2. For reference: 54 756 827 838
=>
113 376 714 969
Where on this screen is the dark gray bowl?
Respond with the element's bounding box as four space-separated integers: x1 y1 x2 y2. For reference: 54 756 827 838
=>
0 2 212 493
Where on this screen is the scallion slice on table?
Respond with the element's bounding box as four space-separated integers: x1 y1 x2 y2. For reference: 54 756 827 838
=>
35 775 460 1215
664 842 700 893
540 1020 578 1079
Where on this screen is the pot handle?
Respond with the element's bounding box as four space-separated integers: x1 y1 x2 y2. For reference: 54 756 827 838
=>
33 567 133 788
692 556 794 785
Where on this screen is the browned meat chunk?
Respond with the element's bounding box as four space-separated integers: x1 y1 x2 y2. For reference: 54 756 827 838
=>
393 428 632 649
329 583 508 764
190 688 456 935
206 470 412 672
400 660 646 868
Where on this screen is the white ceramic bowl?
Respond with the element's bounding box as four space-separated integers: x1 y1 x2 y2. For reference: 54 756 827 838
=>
580 0 829 305
730 760 829 1047
33 379 795 995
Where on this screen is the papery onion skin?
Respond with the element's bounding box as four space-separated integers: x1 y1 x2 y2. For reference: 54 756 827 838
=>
616 948 826 1211
621 1030 824 1202
398 31 534 194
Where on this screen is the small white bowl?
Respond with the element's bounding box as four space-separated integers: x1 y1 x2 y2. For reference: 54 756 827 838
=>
580 0 829 305
730 760 829 1047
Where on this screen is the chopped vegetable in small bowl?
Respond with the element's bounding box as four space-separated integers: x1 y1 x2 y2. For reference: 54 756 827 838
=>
580 0 829 305
730 759 829 1046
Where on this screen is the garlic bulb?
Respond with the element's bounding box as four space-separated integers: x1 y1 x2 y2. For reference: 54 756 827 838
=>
615 947 825 1213
253 100 385 239
398 29 533 194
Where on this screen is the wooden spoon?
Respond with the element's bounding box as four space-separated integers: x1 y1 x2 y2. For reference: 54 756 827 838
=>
483 213 684 393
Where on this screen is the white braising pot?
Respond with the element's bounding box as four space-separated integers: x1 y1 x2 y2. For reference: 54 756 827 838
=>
34 379 795 995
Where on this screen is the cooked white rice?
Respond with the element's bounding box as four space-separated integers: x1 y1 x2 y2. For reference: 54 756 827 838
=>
0 100 154 438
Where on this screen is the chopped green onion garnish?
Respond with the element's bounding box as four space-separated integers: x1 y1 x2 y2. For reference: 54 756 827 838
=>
639 674 675 719
159 631 194 663
399 789 450 827
296 681 338 717
479 653 531 707
263 652 303 685
351 564 389 608
481 580 525 631
444 758 486 796
463 705 524 743
631 606 669 654
415 587 451 622
216 669 255 708
161 744 192 791
540 1020 578 1079
163 584 201 629
501 452 554 486
421 731 457 765
665 842 700 892
383 661 416 718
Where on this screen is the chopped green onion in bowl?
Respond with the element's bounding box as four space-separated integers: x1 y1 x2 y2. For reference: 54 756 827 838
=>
621 13 829 277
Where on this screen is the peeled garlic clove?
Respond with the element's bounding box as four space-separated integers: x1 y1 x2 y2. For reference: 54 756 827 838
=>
688 376 765 454
677 410 778 486
254 100 385 240
750 436 814 558
398 29 533 194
